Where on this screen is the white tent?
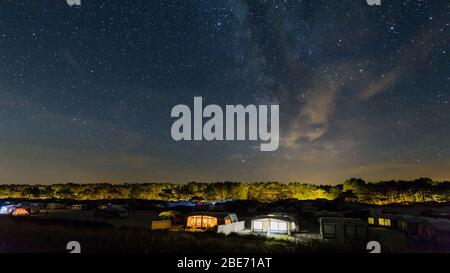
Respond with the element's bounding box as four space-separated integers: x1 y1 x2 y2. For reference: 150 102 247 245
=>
251 213 299 235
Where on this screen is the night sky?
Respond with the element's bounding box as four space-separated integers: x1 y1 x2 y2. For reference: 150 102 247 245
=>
0 0 449 184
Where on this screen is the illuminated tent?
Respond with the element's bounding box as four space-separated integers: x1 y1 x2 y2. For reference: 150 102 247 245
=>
12 208 30 216
251 213 299 235
185 212 238 230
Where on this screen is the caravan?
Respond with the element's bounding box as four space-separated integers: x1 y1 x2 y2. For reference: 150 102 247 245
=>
320 217 368 240
250 213 299 236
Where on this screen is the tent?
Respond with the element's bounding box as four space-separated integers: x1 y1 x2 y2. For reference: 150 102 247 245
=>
185 212 238 230
159 210 181 220
151 211 184 230
320 217 368 240
251 213 299 235
12 208 29 216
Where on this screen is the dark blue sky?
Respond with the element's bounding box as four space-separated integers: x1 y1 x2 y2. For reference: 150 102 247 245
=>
0 0 449 184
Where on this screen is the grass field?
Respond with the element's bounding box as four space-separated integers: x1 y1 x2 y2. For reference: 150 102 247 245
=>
0 216 369 253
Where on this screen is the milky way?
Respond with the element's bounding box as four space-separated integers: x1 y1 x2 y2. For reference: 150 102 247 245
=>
0 0 449 184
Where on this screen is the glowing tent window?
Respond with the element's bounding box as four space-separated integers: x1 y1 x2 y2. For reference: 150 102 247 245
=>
253 220 263 231
278 221 287 231
269 220 288 233
187 215 218 229
368 217 374 225
202 216 217 228
270 221 279 231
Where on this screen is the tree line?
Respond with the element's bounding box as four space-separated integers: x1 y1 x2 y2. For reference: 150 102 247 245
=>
0 178 449 205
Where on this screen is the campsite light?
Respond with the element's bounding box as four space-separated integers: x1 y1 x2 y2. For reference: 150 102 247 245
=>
0 206 8 214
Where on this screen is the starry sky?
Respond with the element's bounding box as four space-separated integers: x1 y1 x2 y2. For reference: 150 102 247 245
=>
0 0 449 184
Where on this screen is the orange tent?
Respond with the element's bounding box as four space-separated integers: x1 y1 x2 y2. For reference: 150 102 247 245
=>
12 208 29 216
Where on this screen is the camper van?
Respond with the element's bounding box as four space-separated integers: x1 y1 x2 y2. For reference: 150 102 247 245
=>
70 204 87 211
320 217 368 240
367 213 403 229
250 213 299 236
402 217 450 244
47 203 66 210
94 204 129 218
419 218 450 246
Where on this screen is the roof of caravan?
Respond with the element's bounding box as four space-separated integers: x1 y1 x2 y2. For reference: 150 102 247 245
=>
371 213 405 219
251 213 298 222
320 217 366 225
186 212 236 218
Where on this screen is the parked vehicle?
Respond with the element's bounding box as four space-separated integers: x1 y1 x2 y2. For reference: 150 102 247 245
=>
320 217 368 240
70 204 87 211
47 203 66 210
94 204 128 218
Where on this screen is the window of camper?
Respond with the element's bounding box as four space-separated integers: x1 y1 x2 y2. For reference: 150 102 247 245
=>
269 220 288 232
378 218 391 226
270 221 279 231
253 220 263 231
279 221 287 231
345 225 356 237
323 224 336 237
186 216 201 228
368 217 374 225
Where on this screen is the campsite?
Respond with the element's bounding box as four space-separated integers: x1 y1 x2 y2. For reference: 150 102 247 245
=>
1 197 449 253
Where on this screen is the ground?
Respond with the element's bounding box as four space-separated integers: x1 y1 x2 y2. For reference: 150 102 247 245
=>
1 200 449 253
